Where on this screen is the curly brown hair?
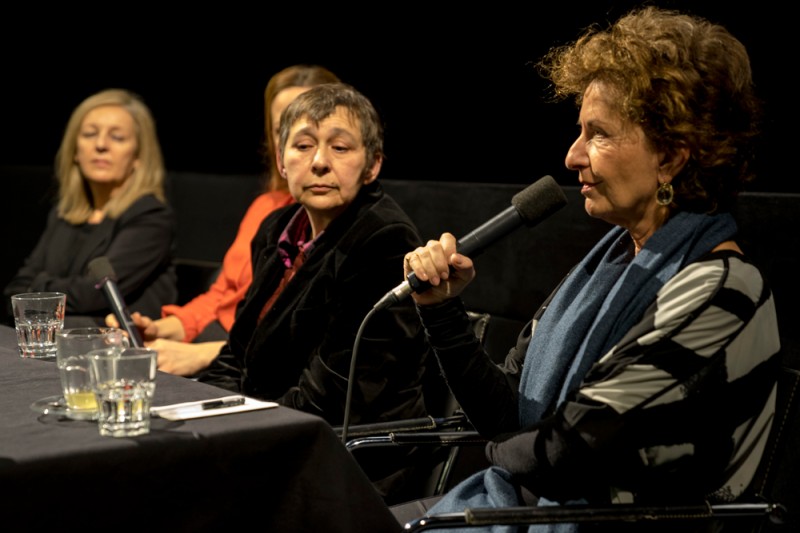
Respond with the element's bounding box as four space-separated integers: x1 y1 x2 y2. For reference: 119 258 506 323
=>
537 6 762 213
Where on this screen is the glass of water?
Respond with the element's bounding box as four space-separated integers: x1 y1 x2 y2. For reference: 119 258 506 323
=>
11 292 66 358
88 347 157 437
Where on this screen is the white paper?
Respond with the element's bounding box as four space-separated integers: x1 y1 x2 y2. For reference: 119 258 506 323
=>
151 395 278 420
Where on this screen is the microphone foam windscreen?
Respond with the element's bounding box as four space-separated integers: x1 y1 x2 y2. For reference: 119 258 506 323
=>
87 256 118 283
511 175 568 226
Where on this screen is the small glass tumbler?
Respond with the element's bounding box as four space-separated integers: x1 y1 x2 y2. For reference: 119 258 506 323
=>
11 292 66 358
89 347 158 437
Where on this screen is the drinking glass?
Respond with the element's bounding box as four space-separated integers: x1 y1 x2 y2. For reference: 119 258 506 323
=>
56 327 128 420
89 347 158 437
11 292 66 358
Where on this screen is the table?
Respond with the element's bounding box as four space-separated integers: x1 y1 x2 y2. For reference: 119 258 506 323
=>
0 325 401 532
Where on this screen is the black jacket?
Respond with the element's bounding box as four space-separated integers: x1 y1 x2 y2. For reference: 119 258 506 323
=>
4 194 177 327
198 181 430 426
197 182 433 503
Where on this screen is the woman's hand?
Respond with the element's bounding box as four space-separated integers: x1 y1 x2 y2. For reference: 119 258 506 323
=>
104 311 158 341
403 232 476 306
104 312 185 342
147 339 225 376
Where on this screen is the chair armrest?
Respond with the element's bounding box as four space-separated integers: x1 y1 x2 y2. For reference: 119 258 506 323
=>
390 431 486 446
404 502 786 532
333 414 470 439
346 430 486 452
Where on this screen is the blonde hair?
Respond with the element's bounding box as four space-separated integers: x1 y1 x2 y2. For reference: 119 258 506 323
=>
262 65 340 192
56 88 166 224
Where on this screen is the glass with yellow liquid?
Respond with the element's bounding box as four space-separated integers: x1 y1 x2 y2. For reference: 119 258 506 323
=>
60 356 100 418
64 390 99 411
55 327 128 420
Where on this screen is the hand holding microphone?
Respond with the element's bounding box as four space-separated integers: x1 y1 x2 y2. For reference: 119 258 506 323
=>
373 175 568 310
347 175 567 444
87 257 144 347
402 232 477 306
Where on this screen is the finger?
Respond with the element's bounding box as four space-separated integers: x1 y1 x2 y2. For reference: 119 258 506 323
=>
409 241 445 285
440 232 459 256
403 252 414 274
425 238 452 280
450 252 475 273
104 313 119 327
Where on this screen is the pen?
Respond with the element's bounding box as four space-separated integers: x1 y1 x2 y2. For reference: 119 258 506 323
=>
201 396 246 410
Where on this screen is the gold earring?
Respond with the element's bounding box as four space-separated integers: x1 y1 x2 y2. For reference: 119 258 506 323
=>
656 182 674 206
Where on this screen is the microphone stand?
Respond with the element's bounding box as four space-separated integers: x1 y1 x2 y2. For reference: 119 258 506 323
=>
340 306 377 445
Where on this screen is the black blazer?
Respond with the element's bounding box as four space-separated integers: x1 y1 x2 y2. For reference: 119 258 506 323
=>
198 181 430 426
4 194 177 327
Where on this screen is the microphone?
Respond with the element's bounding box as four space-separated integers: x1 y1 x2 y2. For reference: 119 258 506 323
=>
87 257 144 347
373 175 568 310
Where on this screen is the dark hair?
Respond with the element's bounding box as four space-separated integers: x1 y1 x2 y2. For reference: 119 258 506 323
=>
537 6 762 213
278 83 384 172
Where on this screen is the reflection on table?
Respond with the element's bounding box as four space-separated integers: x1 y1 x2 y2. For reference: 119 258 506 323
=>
0 325 400 532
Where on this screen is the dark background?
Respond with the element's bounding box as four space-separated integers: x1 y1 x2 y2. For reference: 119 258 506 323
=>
1 1 791 190
0 1 793 294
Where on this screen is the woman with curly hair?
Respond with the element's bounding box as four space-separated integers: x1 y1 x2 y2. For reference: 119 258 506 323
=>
393 6 779 531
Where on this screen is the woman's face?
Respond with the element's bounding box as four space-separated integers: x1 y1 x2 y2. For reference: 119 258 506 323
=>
75 105 139 187
281 106 381 235
270 86 312 152
565 81 666 235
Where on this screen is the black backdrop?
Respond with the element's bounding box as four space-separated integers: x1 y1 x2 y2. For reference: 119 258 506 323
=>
1 1 791 192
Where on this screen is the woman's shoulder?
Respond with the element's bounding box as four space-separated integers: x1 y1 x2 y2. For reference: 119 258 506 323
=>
359 185 420 232
128 193 168 210
662 250 767 308
355 193 421 242
117 194 174 223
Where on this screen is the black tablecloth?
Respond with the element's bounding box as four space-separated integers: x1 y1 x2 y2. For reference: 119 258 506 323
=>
0 325 400 532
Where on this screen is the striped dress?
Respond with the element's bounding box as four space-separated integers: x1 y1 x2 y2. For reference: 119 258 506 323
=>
421 250 780 507
555 250 780 503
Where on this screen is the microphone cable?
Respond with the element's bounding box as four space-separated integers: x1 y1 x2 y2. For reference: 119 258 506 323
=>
340 176 566 445
340 305 377 445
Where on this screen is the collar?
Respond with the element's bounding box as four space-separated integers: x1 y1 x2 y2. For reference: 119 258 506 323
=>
277 208 322 268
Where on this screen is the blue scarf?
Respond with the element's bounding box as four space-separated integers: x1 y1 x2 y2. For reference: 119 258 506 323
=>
518 211 737 426
427 211 738 533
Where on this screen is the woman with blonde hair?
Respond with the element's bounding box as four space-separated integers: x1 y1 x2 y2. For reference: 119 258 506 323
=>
117 65 341 376
4 88 177 327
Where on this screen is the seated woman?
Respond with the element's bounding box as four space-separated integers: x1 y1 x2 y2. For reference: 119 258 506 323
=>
117 65 340 376
4 89 176 328
196 82 431 503
394 6 780 530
